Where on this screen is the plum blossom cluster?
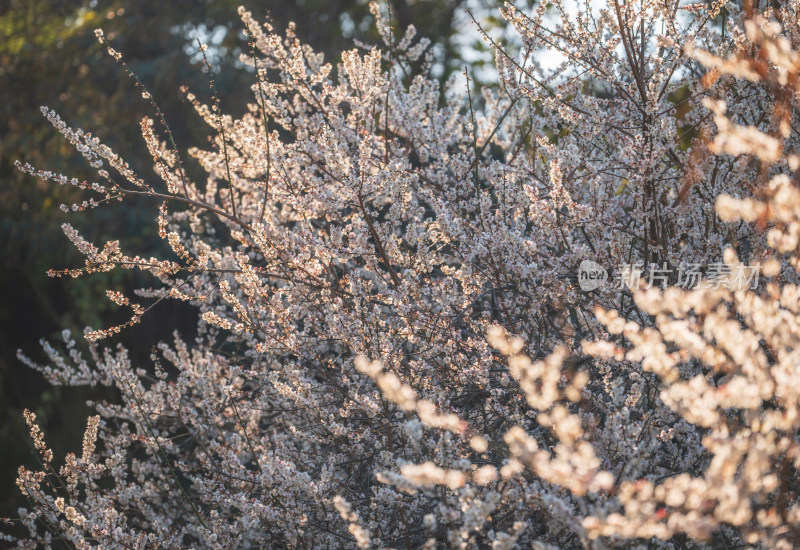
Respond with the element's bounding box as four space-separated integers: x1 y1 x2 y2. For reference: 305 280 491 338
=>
7 0 800 548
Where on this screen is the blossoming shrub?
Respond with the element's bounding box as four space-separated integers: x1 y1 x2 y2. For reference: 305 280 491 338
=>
7 1 800 548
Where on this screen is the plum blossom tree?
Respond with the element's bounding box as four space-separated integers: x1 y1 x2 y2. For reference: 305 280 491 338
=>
6 0 800 548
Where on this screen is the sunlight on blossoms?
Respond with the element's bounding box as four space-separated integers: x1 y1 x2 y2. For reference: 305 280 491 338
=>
6 0 800 548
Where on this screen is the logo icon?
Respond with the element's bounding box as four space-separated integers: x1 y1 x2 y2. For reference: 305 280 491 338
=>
578 259 608 291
